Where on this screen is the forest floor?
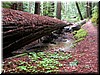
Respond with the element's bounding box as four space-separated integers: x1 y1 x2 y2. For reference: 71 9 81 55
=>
58 20 99 74
2 20 99 74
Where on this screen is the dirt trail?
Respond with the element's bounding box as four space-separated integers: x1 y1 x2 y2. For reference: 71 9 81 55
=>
62 20 98 73
82 20 98 36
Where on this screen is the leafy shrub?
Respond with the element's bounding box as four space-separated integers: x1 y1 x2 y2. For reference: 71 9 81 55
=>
91 6 99 25
2 2 12 8
17 52 73 73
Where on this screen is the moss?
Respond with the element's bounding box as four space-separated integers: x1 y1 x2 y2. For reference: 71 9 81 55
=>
74 29 88 40
72 28 88 47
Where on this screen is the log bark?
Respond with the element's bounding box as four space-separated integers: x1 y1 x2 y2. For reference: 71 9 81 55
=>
2 8 69 58
3 26 46 48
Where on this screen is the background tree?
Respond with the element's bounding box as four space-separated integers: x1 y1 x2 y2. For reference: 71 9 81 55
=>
56 2 61 19
88 2 92 18
17 2 23 11
86 1 92 18
11 2 17 10
75 2 83 20
34 2 41 15
11 2 23 11
2 1 98 23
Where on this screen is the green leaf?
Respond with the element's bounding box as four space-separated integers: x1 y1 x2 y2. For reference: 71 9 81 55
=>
18 66 27 70
69 59 78 67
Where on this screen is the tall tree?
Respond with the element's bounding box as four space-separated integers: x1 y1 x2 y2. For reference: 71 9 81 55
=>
86 2 92 18
88 2 92 18
11 2 23 11
75 2 83 20
34 2 40 15
17 2 23 11
11 2 17 10
56 2 61 19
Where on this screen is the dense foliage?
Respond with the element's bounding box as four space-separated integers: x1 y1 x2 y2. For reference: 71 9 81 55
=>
91 5 99 25
23 2 35 13
3 51 73 73
41 2 55 17
2 2 12 8
73 28 88 43
2 1 99 23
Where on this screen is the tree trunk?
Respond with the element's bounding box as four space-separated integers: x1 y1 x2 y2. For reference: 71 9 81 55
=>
86 2 89 18
11 2 17 10
2 8 69 58
11 2 23 11
34 2 40 15
17 2 23 11
86 2 92 18
75 2 83 20
56 2 61 19
88 2 92 18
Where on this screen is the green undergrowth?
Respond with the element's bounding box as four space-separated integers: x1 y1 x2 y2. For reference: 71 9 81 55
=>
72 28 88 47
91 6 99 26
17 51 72 74
69 59 78 67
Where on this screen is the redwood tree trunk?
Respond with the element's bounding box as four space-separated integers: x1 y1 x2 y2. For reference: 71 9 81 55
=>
86 2 92 18
88 2 92 18
11 2 23 11
17 2 23 11
56 2 61 19
11 2 17 10
2 8 69 58
34 2 40 15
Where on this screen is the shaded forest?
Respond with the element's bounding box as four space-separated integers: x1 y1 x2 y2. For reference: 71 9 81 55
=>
2 1 99 74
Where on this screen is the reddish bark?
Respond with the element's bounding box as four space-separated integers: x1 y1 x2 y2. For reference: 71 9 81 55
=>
56 2 61 19
2 8 69 58
34 2 40 15
2 8 68 27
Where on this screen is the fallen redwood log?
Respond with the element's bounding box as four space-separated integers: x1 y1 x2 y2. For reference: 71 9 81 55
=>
2 8 70 58
3 26 34 36
3 26 48 48
2 8 69 26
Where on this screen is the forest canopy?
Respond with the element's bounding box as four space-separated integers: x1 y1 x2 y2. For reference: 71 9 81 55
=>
2 1 99 24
